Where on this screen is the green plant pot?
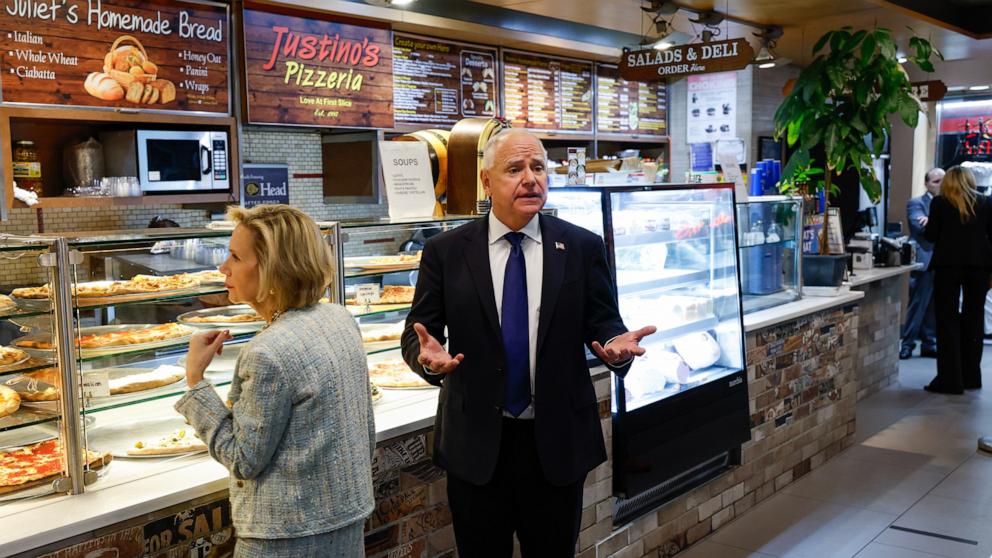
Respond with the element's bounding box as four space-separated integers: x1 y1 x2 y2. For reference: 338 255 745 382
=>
802 254 848 287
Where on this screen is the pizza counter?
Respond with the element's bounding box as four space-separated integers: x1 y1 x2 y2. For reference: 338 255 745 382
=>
1 381 442 557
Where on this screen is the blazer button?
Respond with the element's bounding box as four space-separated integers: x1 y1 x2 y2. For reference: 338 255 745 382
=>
236 480 244 488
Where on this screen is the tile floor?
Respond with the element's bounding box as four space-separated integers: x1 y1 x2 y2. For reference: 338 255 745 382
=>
681 346 992 558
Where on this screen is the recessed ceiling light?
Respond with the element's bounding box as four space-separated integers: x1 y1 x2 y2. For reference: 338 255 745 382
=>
897 56 907 64
758 62 776 69
969 85 991 91
389 0 416 5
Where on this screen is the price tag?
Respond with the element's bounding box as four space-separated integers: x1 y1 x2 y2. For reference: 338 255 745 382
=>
356 284 380 305
81 372 110 398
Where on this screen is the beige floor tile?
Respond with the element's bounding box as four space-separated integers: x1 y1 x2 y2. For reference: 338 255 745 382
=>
782 455 946 514
853 542 949 558
931 454 992 505
676 540 777 557
843 429 976 473
708 493 896 557
873 494 992 558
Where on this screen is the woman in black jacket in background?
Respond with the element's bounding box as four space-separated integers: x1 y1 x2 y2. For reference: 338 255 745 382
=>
924 166 992 394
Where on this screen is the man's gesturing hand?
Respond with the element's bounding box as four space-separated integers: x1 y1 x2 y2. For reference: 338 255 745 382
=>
414 322 464 375
591 325 657 365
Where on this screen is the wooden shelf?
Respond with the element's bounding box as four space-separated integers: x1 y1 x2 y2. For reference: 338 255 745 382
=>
13 193 236 209
1 105 240 210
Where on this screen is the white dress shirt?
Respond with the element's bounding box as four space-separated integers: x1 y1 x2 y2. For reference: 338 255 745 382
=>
488 212 542 419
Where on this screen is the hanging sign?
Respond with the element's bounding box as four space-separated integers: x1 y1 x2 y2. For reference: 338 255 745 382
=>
242 6 393 128
910 80 947 102
619 38 754 82
0 0 229 113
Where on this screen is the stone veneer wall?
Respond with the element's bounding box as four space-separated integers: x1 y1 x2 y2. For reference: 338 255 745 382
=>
852 275 905 401
362 304 860 558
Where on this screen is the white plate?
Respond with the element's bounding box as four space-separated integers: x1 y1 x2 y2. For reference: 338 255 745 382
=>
177 305 263 332
177 343 243 375
13 324 195 359
87 416 206 459
84 367 186 405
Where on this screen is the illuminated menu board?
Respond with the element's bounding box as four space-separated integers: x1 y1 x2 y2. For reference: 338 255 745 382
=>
596 64 667 135
393 33 498 126
501 49 593 133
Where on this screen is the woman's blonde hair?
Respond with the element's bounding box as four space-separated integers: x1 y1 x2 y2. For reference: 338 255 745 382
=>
226 204 333 311
942 166 979 222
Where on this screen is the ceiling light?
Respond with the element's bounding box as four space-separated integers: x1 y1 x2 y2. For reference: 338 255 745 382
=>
758 62 777 69
389 0 416 5
969 85 991 91
897 56 908 64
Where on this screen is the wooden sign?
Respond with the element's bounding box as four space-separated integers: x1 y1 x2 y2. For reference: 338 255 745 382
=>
596 63 667 136
243 6 393 128
619 38 754 82
911 80 947 102
0 0 229 113
393 33 498 127
502 49 593 133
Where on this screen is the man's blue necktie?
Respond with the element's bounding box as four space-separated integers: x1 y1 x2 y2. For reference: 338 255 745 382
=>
502 232 531 417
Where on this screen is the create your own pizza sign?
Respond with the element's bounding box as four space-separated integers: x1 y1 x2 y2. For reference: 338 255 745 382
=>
619 38 754 82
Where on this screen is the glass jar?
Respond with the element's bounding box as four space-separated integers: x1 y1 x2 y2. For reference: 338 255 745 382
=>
12 140 42 196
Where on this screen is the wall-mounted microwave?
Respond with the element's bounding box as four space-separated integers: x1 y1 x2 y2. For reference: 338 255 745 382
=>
101 130 230 193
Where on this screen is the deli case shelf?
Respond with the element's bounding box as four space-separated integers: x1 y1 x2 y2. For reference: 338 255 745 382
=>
736 196 803 314
546 183 749 524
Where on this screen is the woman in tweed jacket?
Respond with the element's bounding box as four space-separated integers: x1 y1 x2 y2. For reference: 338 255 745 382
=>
175 204 375 558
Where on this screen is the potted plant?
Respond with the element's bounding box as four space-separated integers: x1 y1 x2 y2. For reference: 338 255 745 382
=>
773 27 940 286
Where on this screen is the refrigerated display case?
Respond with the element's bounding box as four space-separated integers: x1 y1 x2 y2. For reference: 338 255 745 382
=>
546 184 749 523
736 196 803 314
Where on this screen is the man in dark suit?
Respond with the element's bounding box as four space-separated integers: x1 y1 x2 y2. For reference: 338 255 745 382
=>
401 129 655 557
900 167 944 359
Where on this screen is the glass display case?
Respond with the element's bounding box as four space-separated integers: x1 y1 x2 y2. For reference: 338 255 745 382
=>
736 196 803 314
338 216 477 386
546 184 750 522
0 217 478 508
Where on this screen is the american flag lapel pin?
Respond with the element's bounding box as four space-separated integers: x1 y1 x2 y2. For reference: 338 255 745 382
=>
555 241 565 251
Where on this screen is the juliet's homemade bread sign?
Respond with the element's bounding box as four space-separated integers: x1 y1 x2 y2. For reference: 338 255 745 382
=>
0 0 229 113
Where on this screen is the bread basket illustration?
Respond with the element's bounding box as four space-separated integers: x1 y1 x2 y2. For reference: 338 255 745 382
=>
103 35 157 86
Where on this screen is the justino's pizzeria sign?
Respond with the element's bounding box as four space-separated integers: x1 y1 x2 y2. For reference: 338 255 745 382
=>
619 38 754 82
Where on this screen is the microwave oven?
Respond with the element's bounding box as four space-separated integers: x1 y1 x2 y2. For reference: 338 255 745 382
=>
101 130 230 193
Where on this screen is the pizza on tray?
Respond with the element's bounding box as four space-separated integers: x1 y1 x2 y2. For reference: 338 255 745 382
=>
0 385 20 419
124 274 198 293
368 359 431 389
11 273 198 301
0 347 28 368
107 365 185 395
182 270 226 285
346 286 416 306
0 439 111 494
0 294 15 311
127 428 206 457
14 323 193 351
12 368 60 402
185 312 262 324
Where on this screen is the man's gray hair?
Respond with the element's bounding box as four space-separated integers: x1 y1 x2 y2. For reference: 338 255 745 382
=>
925 167 945 183
481 129 548 171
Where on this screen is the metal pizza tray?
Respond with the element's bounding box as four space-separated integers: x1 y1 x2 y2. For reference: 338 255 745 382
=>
177 305 264 333
13 324 194 359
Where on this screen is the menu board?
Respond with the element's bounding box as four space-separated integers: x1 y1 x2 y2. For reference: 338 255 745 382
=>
596 64 667 136
0 0 229 113
393 33 497 126
501 49 593 133
242 7 393 128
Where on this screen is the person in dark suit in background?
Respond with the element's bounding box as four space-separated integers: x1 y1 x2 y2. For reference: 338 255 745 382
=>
900 168 944 360
924 166 992 394
401 129 655 557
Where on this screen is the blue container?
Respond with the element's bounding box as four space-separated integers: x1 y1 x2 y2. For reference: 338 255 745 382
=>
749 168 765 197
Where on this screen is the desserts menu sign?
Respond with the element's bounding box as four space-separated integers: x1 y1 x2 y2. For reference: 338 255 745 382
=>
502 49 592 133
393 33 497 126
596 64 667 136
243 6 393 128
0 0 229 113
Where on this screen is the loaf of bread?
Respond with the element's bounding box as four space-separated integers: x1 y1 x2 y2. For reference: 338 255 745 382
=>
83 72 124 101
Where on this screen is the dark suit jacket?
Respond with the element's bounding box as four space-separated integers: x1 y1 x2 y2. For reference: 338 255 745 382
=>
907 194 933 267
924 194 992 270
401 214 628 487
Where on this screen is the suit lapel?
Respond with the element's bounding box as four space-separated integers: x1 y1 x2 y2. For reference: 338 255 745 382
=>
537 214 566 357
923 194 932 215
463 217 501 336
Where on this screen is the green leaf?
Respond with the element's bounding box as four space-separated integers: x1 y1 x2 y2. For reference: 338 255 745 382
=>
851 114 868 133
860 35 876 66
872 133 885 154
813 31 832 55
917 60 935 72
897 94 920 126
787 114 805 145
830 30 850 53
848 30 868 51
781 149 810 183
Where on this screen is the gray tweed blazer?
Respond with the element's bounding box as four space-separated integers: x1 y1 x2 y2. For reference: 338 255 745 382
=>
175 303 375 538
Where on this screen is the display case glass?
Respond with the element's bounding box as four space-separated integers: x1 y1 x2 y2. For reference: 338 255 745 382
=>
736 196 803 314
547 184 749 518
0 217 476 506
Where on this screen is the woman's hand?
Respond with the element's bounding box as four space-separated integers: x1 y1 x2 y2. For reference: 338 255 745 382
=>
185 329 232 388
